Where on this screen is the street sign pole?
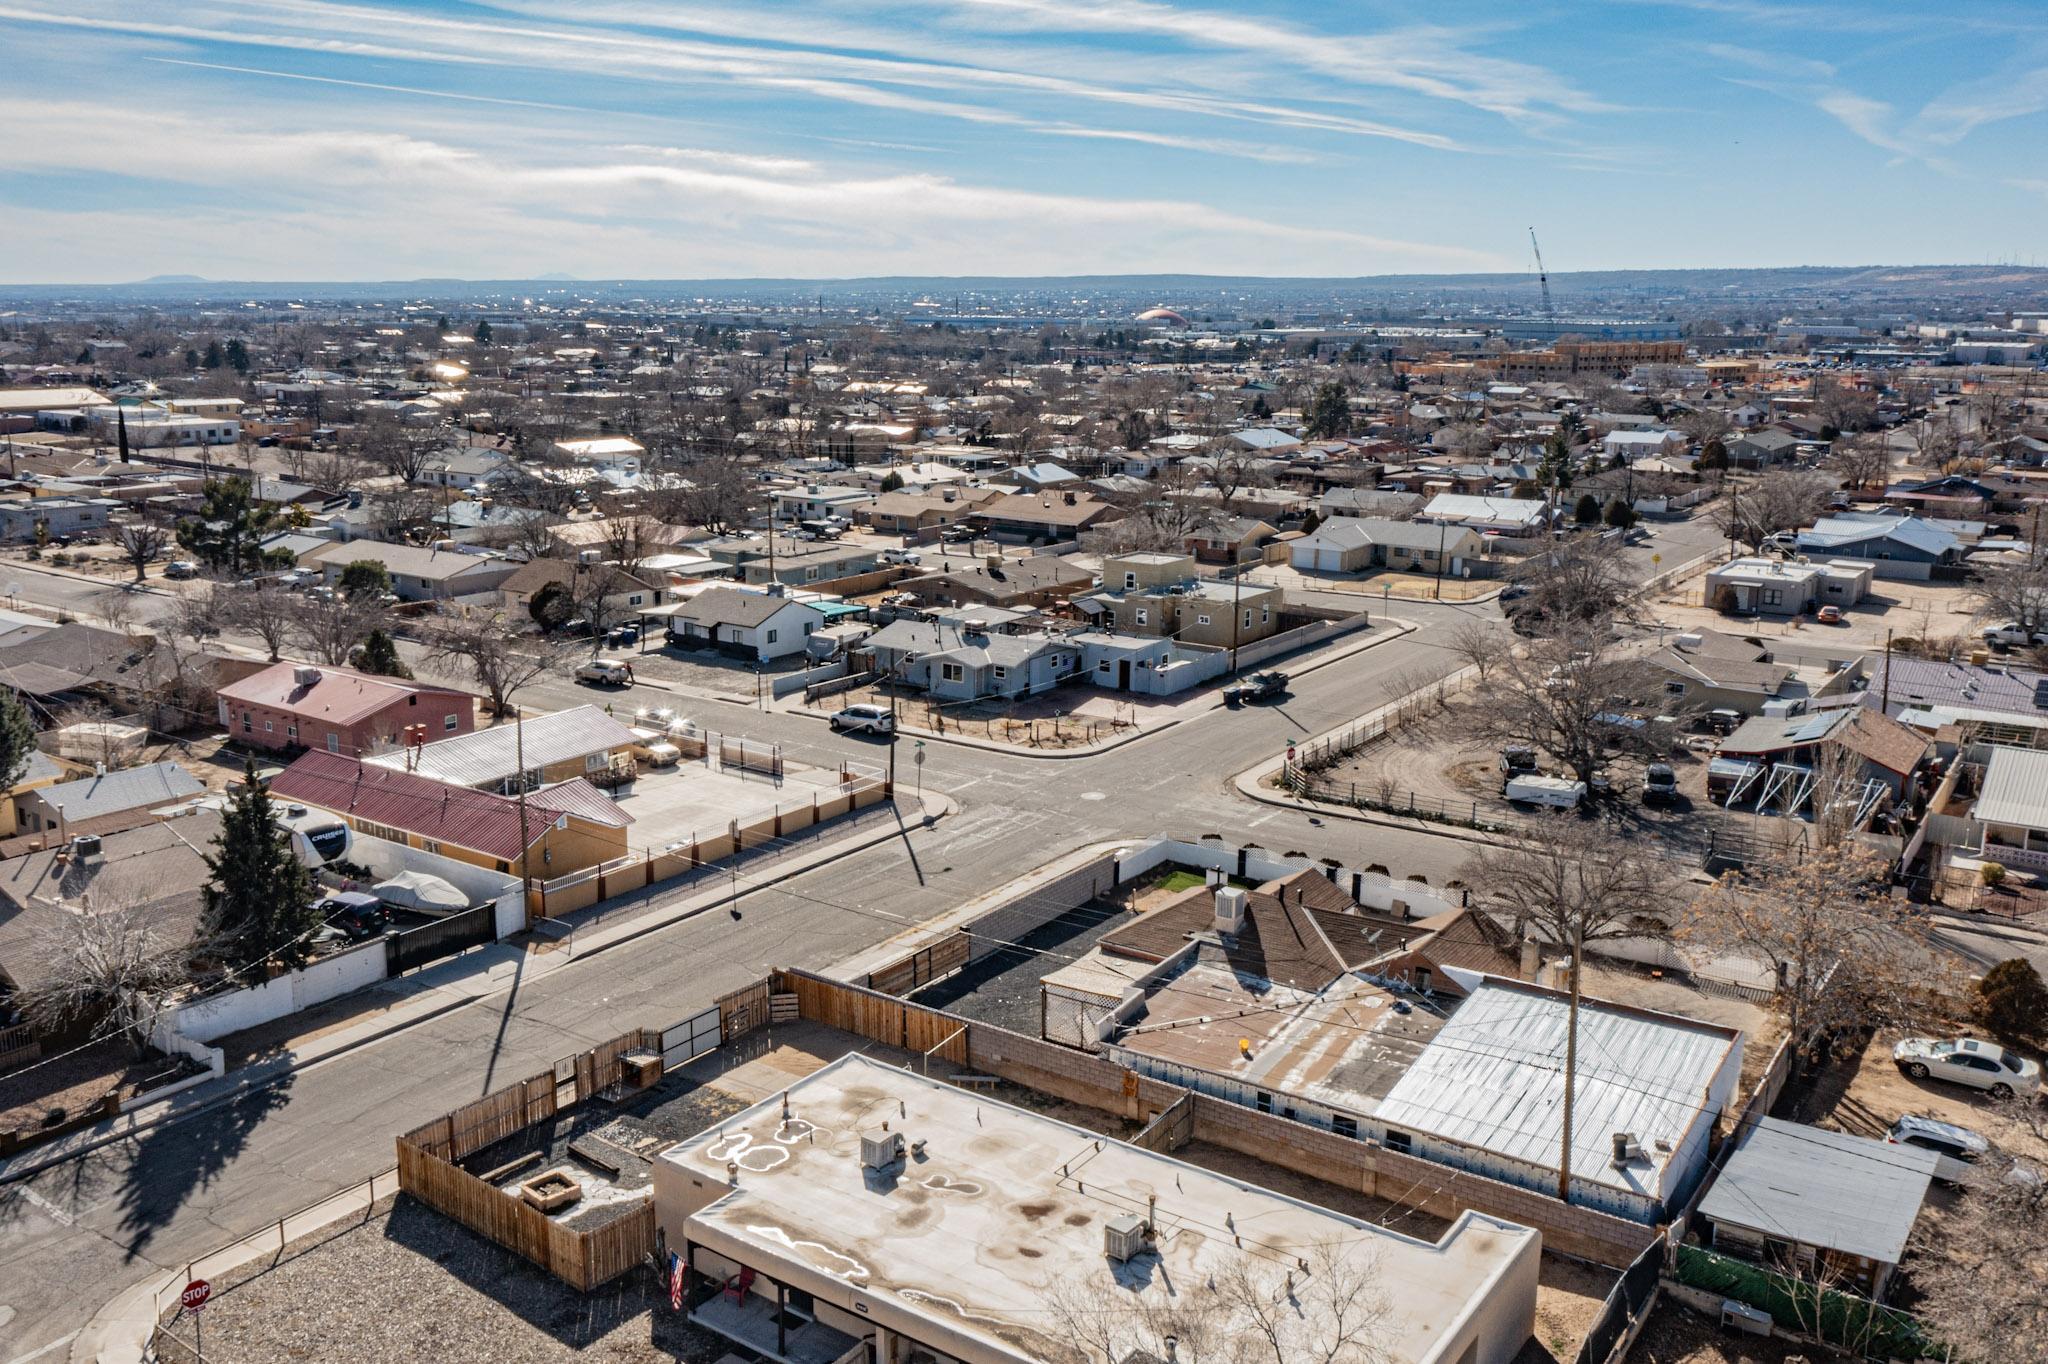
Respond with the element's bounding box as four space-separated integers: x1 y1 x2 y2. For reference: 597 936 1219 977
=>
181 1279 211 1358
913 741 926 798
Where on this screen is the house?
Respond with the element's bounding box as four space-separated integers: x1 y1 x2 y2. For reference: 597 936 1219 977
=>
859 619 1080 701
702 537 880 587
363 705 641 795
1319 486 1422 520
894 555 1093 609
419 447 515 490
1698 1117 1935 1299
858 487 995 535
1291 516 1483 576
0 497 118 542
1796 515 1963 580
664 587 826 662
1601 429 1685 462
216 661 477 756
1964 744 2048 875
1369 977 1743 1223
1182 512 1276 564
300 541 520 602
268 750 630 878
497 558 668 621
551 436 643 476
654 1054 1541 1364
1646 629 1867 715
14 760 204 838
1227 425 1302 453
0 809 221 1001
770 483 874 523
1726 430 1802 468
1004 461 1079 491
973 490 1122 541
1077 552 1284 650
1716 706 1931 803
1704 556 1873 615
0 752 70 839
1421 493 1549 536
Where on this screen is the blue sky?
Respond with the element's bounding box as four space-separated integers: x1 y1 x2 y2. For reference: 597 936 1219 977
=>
1 0 2044 282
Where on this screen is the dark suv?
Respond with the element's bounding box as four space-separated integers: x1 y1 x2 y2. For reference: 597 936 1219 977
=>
318 892 389 940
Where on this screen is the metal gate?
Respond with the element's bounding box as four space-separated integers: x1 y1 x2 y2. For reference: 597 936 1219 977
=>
661 1006 722 1068
385 904 495 975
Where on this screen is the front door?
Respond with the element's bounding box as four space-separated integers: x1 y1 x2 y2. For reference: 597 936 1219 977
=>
1118 659 1130 689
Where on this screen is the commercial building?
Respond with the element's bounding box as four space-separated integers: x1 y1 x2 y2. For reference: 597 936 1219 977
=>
1703 557 1872 616
655 1054 1541 1364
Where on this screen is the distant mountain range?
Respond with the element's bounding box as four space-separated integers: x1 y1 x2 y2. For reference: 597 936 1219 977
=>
0 264 2040 309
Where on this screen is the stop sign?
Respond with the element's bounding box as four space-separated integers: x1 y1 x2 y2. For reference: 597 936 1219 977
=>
180 1280 211 1312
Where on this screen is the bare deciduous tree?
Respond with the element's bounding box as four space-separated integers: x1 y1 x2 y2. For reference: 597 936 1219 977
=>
291 594 390 667
1464 627 1665 787
114 516 171 582
1683 842 1941 1063
1711 470 1833 553
1826 432 1893 493
220 582 295 661
1913 1103 2048 1360
25 893 191 1057
1506 537 1639 635
1973 561 2048 637
423 610 569 716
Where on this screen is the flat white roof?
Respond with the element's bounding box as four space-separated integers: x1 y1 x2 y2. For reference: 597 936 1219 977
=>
662 1054 1536 1364
1373 978 1739 1200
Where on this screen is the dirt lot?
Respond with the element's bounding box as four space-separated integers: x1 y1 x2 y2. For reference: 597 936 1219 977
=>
1627 1295 1824 1363
0 1039 199 1140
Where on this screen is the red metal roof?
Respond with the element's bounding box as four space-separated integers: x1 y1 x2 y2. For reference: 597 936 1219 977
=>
268 751 628 861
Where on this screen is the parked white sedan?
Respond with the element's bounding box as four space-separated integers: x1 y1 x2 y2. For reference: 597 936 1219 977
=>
1892 1036 2041 1099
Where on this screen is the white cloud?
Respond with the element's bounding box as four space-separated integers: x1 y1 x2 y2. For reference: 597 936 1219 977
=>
0 97 1507 280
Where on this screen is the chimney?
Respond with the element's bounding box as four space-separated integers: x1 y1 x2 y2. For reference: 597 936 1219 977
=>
1213 885 1247 936
986 554 1002 571
1064 491 1078 505
1519 939 1541 981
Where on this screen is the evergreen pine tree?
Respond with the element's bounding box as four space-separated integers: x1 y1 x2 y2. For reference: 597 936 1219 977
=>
225 338 250 373
1573 492 1602 523
203 340 225 369
353 629 413 679
0 688 36 791
474 320 493 344
202 761 318 971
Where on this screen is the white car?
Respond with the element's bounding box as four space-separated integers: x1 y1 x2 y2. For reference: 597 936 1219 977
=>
829 703 896 735
574 658 635 686
1892 1036 2041 1099
163 560 200 579
880 549 922 566
1886 1115 1989 1184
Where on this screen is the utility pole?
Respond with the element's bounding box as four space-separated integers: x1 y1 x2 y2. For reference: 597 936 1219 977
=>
1435 517 1447 600
1229 560 1243 674
1557 934 1583 1204
515 701 532 922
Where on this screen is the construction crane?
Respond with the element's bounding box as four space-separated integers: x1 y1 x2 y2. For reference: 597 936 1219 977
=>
1528 227 1555 323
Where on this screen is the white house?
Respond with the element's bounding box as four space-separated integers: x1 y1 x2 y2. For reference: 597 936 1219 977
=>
663 587 825 662
552 436 643 476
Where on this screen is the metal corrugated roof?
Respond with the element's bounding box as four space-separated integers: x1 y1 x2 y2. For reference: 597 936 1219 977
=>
362 705 637 788
1698 1117 1934 1263
1372 979 1738 1199
1973 744 2048 829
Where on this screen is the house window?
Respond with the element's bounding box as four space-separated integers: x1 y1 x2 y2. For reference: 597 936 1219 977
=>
1332 1115 1359 1139
1255 1091 1273 1113
326 733 340 753
586 753 607 772
1415 967 1433 992
1385 1128 1413 1154
441 713 459 732
287 724 298 741
627 594 642 606
1762 589 1783 606
264 720 273 733
1134 608 1149 626
421 840 440 855
766 628 779 644
1665 681 1688 696
940 663 966 683
1244 609 1254 628
1097 660 1111 672
1124 572 1137 589
993 666 1007 681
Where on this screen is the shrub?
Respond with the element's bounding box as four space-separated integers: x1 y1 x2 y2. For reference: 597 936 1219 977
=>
1977 957 2048 1038
1981 860 2007 887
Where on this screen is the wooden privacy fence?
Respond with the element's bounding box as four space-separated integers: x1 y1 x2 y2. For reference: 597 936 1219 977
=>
395 1026 665 1292
775 968 970 1066
865 933 971 995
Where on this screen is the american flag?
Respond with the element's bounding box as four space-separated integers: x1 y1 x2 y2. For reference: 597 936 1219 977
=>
668 1251 685 1311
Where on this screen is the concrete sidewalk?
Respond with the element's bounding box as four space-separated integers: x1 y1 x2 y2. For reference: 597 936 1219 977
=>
0 792 952 1191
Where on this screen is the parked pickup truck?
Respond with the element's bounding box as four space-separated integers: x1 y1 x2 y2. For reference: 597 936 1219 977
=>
1224 672 1289 706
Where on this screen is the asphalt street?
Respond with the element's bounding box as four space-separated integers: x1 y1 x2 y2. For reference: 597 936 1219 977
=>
0 561 1515 1363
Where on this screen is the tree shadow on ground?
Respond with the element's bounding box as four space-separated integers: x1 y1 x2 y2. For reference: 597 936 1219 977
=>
114 1069 296 1264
